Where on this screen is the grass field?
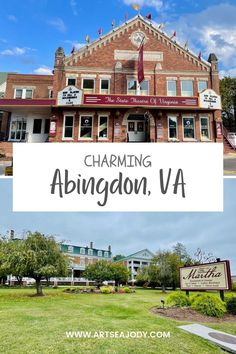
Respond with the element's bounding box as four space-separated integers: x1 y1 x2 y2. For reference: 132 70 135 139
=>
0 287 235 354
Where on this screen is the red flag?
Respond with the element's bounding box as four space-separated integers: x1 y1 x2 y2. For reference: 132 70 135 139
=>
71 47 75 54
98 27 102 36
146 14 152 20
138 43 144 84
170 31 176 40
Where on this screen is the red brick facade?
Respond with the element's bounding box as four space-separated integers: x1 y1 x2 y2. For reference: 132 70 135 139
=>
0 15 222 148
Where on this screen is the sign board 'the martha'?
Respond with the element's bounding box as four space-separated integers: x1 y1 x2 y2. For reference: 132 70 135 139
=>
180 261 232 291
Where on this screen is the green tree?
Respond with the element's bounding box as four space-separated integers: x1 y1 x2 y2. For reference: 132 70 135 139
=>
113 254 125 262
110 263 129 286
83 260 113 286
220 77 236 129
3 232 69 295
152 251 173 293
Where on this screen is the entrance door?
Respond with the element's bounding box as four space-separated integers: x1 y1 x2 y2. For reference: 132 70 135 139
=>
9 119 27 141
127 116 146 142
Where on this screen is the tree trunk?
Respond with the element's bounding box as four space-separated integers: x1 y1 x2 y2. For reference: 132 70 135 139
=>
162 284 166 293
35 278 43 296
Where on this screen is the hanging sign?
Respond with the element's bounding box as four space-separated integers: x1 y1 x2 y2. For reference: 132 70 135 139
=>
199 89 222 110
57 86 83 106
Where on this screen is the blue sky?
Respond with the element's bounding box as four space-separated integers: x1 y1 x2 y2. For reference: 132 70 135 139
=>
0 0 236 77
0 178 235 273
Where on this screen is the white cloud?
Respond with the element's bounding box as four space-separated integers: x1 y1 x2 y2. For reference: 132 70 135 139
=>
166 4 236 77
48 18 66 32
7 15 17 22
123 0 163 11
70 0 78 16
0 47 26 56
219 67 236 79
34 66 52 75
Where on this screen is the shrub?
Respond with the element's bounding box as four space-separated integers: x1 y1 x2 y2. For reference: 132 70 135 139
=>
100 286 115 294
226 296 236 315
166 291 191 307
232 283 236 292
191 294 226 318
123 287 132 293
100 286 111 294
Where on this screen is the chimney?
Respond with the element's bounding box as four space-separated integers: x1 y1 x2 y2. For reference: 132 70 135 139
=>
10 230 14 240
90 241 93 249
108 245 111 252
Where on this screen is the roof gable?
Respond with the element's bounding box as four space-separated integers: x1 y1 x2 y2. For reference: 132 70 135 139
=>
121 248 154 261
64 15 210 72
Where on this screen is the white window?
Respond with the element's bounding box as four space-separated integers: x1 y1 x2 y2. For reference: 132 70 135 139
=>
97 250 102 257
88 258 93 264
100 79 110 94
88 249 93 256
63 115 74 140
183 117 195 139
98 115 108 140
181 80 193 97
80 258 85 266
67 78 76 86
200 116 210 139
168 116 178 139
79 115 93 139
82 79 95 93
9 118 27 141
167 80 177 96
127 79 149 95
127 79 137 95
198 80 207 93
68 246 74 253
14 88 33 99
80 248 85 255
104 251 109 258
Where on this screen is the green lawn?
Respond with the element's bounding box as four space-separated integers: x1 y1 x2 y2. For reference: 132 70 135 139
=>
0 287 235 354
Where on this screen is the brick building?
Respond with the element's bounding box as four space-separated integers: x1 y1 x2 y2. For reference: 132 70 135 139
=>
0 14 222 150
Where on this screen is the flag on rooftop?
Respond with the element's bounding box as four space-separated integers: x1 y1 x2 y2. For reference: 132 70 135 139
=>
146 14 152 20
158 23 165 30
98 27 102 36
125 13 128 22
198 51 202 60
184 40 189 50
71 47 75 54
112 20 115 29
85 35 90 44
132 4 140 11
170 31 176 40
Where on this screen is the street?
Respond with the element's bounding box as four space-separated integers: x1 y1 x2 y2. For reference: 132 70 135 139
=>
0 161 12 176
224 155 236 176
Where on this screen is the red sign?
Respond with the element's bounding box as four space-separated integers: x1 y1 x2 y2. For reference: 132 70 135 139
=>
83 94 198 108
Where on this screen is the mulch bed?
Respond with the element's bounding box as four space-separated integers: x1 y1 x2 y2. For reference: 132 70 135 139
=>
151 307 236 323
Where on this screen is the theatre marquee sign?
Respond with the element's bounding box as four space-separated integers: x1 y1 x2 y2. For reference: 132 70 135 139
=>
180 261 232 291
199 89 222 110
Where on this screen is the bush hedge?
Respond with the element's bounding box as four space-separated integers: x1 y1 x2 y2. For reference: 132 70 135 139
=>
166 291 191 307
226 296 236 315
191 294 226 318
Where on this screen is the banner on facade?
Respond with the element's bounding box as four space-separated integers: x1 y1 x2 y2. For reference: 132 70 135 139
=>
180 261 232 291
13 143 223 212
83 94 198 108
